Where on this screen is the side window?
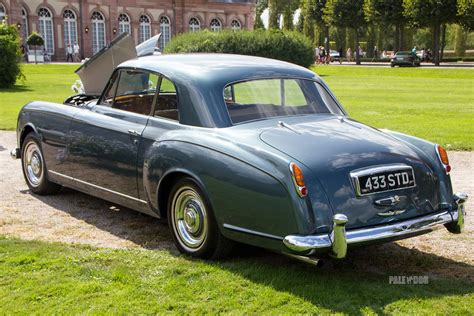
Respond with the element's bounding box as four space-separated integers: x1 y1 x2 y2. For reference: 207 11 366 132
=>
154 77 179 121
112 70 158 115
100 71 119 106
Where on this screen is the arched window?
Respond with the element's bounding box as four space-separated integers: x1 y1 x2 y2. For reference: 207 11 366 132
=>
188 17 200 32
38 8 54 54
63 9 77 49
0 4 5 23
159 16 171 49
91 11 106 54
21 7 29 40
118 13 130 34
231 19 241 31
139 14 151 43
210 18 222 32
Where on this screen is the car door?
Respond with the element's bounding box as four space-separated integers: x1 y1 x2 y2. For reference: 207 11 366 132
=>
67 68 159 201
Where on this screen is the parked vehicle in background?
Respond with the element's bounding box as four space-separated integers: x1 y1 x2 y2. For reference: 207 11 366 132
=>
329 50 340 63
391 51 421 67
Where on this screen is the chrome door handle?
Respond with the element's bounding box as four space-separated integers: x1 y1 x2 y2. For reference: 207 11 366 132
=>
128 129 142 136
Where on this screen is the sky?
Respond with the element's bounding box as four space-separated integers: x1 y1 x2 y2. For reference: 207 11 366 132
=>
260 8 301 29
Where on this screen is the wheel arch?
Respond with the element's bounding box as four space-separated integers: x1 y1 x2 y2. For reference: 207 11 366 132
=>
156 168 210 219
19 123 39 151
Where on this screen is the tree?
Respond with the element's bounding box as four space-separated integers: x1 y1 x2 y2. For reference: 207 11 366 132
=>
364 0 406 51
324 0 366 64
268 0 281 29
457 0 474 31
403 0 458 66
302 0 331 61
254 0 268 30
26 32 44 64
0 20 24 88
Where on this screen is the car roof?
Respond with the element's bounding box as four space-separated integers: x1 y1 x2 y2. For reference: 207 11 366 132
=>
118 53 320 87
396 51 412 55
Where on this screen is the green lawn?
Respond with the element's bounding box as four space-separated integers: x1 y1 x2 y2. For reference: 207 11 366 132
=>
0 64 473 150
1 237 473 314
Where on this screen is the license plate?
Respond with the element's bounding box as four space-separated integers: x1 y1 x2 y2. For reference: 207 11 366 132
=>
350 165 416 196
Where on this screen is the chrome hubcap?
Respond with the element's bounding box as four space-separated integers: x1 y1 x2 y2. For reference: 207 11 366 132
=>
172 186 208 251
23 141 44 187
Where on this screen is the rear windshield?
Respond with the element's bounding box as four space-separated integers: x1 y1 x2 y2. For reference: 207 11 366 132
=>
224 78 343 124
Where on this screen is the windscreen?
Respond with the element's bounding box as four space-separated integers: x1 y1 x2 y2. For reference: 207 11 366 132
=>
224 78 343 124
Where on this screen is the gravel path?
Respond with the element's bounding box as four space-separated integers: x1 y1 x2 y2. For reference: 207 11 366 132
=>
1 131 472 278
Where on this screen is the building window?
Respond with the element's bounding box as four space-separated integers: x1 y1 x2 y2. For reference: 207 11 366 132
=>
38 8 54 54
63 9 77 50
139 14 151 43
159 16 171 49
188 17 200 32
0 4 5 23
231 19 241 31
118 13 130 34
91 11 106 54
210 18 222 32
21 7 29 40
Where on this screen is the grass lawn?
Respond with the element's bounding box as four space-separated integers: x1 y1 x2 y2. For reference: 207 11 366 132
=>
1 237 473 314
0 64 472 150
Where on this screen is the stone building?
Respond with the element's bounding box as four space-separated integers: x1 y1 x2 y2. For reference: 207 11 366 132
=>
0 0 255 60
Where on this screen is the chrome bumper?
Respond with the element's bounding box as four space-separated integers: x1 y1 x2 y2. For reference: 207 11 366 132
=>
284 193 468 259
10 148 20 159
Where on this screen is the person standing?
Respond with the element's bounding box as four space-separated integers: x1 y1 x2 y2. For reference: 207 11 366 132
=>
338 47 343 64
315 46 320 65
372 45 378 61
73 42 80 62
66 44 73 62
346 47 352 62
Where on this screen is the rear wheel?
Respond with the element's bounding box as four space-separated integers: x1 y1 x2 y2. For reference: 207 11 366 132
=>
167 177 233 259
21 133 61 195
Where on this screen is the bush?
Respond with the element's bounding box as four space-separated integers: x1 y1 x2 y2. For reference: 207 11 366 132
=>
164 30 314 68
0 20 23 88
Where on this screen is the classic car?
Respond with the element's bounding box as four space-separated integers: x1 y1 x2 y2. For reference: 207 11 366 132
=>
391 51 421 67
11 36 467 264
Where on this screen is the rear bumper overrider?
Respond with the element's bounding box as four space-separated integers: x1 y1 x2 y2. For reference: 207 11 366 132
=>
283 193 468 259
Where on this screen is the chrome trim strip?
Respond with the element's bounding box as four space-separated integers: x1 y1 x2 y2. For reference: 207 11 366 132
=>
48 170 148 205
350 164 416 197
284 210 456 254
223 223 284 241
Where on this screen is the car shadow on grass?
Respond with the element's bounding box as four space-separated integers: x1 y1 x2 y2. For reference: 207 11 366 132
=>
0 85 33 93
27 187 474 314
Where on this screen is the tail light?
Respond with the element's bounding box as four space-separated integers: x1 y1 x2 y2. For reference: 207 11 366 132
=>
290 162 308 197
436 144 451 174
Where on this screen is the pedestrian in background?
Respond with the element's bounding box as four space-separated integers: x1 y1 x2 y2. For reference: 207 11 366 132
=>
338 47 343 64
73 42 80 62
66 44 73 62
372 45 378 62
346 47 352 62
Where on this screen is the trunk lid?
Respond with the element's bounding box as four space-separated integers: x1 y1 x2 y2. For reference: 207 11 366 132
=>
260 116 440 229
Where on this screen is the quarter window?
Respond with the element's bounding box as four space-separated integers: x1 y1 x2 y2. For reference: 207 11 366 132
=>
107 70 158 116
154 77 178 121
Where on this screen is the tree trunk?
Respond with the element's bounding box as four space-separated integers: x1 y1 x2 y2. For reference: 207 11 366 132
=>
440 24 447 62
282 7 293 31
268 0 280 30
355 28 361 65
34 45 37 64
394 24 400 51
433 23 440 66
454 25 467 57
399 25 404 51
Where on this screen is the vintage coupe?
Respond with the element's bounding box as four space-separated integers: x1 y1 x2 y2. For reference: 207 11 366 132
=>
11 39 467 263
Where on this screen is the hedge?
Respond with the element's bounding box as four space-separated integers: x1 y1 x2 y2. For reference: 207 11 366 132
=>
0 21 23 88
163 30 314 68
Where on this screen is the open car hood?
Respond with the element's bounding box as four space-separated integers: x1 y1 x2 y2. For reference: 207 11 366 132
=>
75 33 161 96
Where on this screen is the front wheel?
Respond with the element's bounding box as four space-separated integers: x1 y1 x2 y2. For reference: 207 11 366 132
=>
21 133 61 195
167 178 233 259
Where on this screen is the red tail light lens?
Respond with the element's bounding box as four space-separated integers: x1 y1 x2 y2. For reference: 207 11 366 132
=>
436 144 451 174
290 162 308 197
